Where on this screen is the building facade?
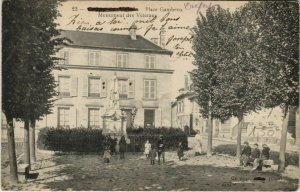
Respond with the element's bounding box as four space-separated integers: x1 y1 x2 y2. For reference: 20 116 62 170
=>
171 75 297 144
171 75 241 137
171 88 239 137
36 29 174 130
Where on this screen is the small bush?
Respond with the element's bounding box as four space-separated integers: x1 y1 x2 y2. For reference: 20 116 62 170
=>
37 127 105 153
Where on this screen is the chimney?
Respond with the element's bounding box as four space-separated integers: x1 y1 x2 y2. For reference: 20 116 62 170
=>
151 37 159 45
129 23 137 40
159 27 166 48
184 75 189 91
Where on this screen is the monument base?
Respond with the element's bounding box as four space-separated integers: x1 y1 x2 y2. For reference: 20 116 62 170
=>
102 109 127 135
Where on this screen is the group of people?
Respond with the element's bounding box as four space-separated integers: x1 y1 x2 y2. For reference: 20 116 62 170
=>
103 135 168 165
240 141 271 170
103 135 127 163
144 136 166 165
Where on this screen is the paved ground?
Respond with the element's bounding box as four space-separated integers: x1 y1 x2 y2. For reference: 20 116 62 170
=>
1 144 299 191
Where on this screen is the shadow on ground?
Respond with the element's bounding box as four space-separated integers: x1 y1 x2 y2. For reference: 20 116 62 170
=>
26 153 298 191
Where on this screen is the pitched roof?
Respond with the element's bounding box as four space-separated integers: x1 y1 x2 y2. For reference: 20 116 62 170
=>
60 30 173 55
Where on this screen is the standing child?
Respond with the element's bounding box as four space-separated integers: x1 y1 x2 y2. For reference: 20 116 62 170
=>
177 142 184 161
149 145 157 165
103 148 111 163
144 140 151 159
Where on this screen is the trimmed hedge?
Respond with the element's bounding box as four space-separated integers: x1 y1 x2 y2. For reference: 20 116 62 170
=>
126 127 188 151
37 127 105 153
37 126 188 153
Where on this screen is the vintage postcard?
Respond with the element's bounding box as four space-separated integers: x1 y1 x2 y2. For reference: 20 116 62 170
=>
1 0 299 191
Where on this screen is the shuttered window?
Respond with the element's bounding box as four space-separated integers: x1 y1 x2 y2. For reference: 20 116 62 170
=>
117 53 128 68
145 55 155 69
88 108 100 128
58 107 70 128
144 79 156 99
59 50 69 65
88 77 100 97
58 76 71 96
89 52 101 65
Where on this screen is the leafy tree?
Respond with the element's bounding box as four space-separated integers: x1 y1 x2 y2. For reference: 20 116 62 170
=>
191 6 266 161
191 7 235 157
239 1 299 172
2 0 66 180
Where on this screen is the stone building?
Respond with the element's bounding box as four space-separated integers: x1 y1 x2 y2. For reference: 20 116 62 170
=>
35 28 174 132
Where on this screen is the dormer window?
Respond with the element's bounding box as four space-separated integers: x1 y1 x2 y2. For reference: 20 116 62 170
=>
145 55 155 69
89 51 101 65
117 53 128 68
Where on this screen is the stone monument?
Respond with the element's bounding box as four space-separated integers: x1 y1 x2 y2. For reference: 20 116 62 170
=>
102 73 127 135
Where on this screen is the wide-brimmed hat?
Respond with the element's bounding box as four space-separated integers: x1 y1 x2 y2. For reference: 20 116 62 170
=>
244 141 249 145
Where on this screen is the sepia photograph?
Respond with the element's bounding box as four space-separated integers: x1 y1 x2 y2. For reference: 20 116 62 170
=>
1 0 299 191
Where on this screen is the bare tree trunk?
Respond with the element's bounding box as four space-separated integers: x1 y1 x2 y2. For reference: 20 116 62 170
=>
236 114 243 162
23 119 30 165
6 116 18 184
296 108 300 186
29 119 36 163
278 108 289 172
207 99 213 157
296 109 300 151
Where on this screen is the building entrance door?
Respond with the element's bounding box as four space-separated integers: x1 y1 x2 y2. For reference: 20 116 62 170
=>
144 109 155 128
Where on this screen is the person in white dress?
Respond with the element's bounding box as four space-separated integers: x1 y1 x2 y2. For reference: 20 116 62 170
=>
195 130 203 155
144 140 151 159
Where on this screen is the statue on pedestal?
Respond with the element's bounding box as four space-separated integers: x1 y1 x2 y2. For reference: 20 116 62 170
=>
102 72 127 135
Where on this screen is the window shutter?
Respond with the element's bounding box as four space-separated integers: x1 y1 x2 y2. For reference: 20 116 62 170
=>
71 76 78 97
89 52 94 65
117 54 122 67
155 108 162 128
52 107 58 127
82 76 88 97
100 79 107 98
145 55 149 68
150 56 155 68
70 107 77 128
95 52 100 65
59 51 64 64
128 80 135 99
54 75 59 95
125 54 128 67
64 51 69 64
81 107 88 128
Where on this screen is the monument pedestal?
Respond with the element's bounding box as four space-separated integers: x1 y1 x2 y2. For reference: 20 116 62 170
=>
102 109 127 135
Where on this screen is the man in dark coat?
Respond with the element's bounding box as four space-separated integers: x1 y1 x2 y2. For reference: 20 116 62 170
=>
251 143 261 170
261 144 270 160
119 136 127 159
240 141 251 166
157 135 165 164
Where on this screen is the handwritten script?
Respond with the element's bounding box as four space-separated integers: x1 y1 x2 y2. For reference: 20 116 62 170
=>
66 8 196 58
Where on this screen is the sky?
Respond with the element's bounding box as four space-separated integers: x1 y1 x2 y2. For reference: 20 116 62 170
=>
56 1 246 100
